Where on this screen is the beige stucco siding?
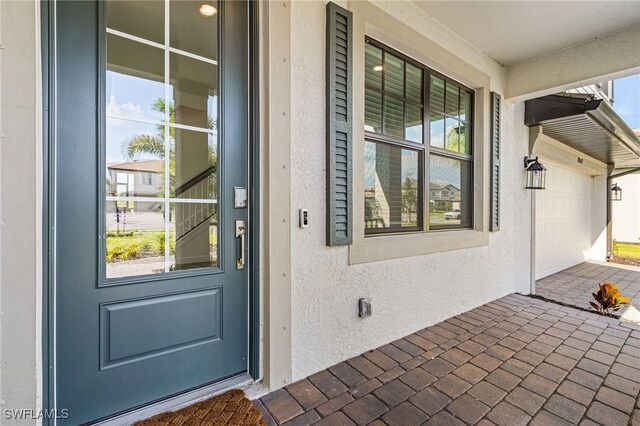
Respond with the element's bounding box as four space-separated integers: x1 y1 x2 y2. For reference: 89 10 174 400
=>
0 0 43 423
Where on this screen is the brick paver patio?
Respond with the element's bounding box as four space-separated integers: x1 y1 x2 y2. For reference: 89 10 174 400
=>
537 261 640 313
253 294 640 425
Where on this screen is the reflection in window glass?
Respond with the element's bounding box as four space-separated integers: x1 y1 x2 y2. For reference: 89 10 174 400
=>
384 53 404 96
170 0 218 61
445 81 459 117
460 122 472 155
171 129 218 200
105 118 164 175
364 38 475 237
460 90 472 122
106 34 165 122
445 118 459 152
365 43 383 90
172 203 218 270
429 114 445 149
105 0 219 279
383 96 404 139
105 201 168 278
406 63 422 104
430 76 445 113
106 0 164 44
365 89 382 133
429 155 472 228
365 142 420 230
406 103 423 143
170 53 218 130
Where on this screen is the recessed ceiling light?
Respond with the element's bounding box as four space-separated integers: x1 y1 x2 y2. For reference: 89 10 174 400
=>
199 3 217 17
373 65 383 72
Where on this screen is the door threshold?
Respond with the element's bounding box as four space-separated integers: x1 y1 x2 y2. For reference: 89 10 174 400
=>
92 373 254 426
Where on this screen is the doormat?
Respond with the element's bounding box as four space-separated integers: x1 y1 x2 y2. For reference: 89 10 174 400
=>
135 389 267 426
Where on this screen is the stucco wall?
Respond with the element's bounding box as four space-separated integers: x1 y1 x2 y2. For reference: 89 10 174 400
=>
289 0 532 381
0 0 42 422
613 174 640 243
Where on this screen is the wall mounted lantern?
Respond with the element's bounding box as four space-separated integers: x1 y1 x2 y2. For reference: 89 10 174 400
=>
524 156 546 190
611 182 622 201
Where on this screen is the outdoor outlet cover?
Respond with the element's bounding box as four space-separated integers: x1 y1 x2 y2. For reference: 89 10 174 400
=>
359 298 372 318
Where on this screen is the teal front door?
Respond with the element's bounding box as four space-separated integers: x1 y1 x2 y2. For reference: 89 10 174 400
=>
52 1 250 423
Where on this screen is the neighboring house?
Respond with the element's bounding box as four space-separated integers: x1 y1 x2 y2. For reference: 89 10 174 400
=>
107 159 163 212
1 1 640 424
429 183 461 211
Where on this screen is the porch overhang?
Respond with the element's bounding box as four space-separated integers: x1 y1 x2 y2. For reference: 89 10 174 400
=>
524 95 640 171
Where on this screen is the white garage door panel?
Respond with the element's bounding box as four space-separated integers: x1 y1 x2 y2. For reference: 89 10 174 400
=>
536 166 593 280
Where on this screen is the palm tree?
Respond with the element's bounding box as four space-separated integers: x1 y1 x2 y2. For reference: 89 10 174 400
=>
122 98 217 199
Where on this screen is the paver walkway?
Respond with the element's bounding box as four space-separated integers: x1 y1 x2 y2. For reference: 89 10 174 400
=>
253 294 640 426
537 261 640 313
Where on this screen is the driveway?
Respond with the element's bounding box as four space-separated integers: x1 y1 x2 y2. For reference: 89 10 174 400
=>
536 261 640 316
254 294 640 425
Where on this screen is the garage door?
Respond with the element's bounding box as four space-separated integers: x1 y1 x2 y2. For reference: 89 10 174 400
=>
535 165 593 279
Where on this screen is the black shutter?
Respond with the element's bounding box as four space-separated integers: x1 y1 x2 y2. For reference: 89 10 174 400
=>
490 92 501 232
326 2 353 246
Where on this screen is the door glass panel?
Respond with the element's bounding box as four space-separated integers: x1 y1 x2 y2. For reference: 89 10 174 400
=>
170 53 218 129
106 0 164 44
105 0 219 280
171 129 218 200
172 203 218 270
105 202 167 279
105 116 164 167
170 0 218 61
106 34 165 122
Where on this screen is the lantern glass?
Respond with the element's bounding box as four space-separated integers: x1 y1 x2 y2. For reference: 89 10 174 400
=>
611 184 622 201
525 166 546 189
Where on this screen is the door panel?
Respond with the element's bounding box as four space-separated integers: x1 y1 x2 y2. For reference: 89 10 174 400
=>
54 1 249 424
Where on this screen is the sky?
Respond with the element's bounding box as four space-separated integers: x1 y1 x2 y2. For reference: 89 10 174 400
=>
613 74 640 130
106 71 217 165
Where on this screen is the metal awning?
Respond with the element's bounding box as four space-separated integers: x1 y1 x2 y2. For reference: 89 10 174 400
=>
525 95 640 170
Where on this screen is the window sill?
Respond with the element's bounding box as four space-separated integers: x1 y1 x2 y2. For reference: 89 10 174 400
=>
349 229 489 264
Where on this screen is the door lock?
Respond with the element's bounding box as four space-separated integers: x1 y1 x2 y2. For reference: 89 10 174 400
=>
235 220 246 270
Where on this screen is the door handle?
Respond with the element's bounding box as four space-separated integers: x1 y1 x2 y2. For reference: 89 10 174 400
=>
235 220 246 270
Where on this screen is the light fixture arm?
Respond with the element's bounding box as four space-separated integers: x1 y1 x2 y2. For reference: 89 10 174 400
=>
524 156 539 170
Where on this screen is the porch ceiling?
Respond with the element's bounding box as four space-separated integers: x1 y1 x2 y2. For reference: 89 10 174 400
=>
412 1 640 65
525 95 640 170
